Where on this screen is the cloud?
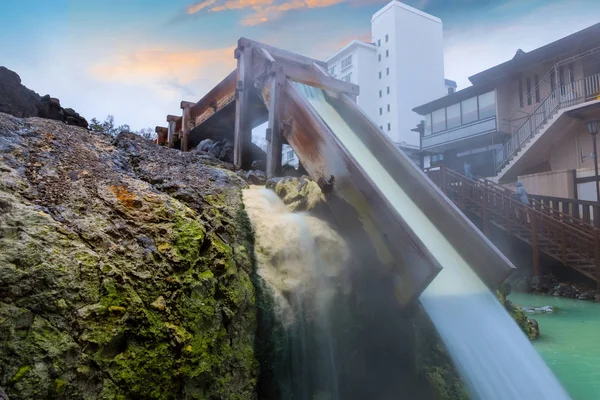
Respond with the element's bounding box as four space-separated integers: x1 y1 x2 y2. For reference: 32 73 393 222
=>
186 0 355 26
90 47 236 85
443 0 600 90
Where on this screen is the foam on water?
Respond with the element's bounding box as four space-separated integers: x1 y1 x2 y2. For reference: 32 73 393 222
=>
295 83 571 400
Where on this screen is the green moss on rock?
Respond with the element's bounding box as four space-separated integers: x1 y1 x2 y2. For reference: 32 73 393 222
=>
0 116 258 399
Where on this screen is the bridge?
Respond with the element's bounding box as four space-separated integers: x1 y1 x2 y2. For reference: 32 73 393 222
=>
153 38 515 305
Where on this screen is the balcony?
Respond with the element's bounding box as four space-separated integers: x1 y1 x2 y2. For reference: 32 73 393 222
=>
422 116 497 150
421 90 502 151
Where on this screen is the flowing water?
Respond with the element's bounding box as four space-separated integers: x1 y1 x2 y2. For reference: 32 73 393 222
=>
243 187 351 399
294 83 571 400
244 186 443 399
509 293 600 399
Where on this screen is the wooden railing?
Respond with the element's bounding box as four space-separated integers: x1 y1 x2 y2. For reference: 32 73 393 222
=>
495 72 600 173
529 194 600 228
425 166 600 284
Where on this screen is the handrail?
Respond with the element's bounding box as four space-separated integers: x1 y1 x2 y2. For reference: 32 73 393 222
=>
495 72 600 173
441 167 596 238
426 166 600 283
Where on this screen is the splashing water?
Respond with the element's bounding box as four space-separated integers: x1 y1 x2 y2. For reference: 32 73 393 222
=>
243 186 350 399
294 83 571 400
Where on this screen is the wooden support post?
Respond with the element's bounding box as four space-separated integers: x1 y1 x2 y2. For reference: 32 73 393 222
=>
181 105 191 152
482 185 489 236
234 45 253 169
266 72 284 178
595 230 600 289
530 212 541 279
155 127 167 146
167 121 176 148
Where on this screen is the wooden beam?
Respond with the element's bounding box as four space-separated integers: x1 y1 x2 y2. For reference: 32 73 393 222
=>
181 105 192 151
180 101 196 109
266 73 284 178
272 60 359 96
233 46 253 168
238 37 328 69
189 71 237 121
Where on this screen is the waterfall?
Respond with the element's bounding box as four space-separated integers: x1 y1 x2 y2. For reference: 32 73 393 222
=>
243 187 350 399
294 83 571 400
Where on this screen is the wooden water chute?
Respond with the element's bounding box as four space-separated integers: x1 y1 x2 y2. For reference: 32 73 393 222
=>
241 40 445 305
157 38 516 305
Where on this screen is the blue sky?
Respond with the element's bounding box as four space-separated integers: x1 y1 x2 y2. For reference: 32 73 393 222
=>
1 0 599 129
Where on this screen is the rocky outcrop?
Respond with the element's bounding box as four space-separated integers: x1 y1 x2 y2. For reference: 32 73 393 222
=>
0 67 87 128
270 176 328 217
497 282 539 340
0 113 257 399
192 138 266 170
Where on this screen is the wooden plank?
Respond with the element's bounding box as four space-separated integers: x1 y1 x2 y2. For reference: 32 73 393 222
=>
233 46 253 168
272 60 359 96
188 70 238 120
265 72 284 178
238 37 327 69
326 91 516 288
274 78 441 306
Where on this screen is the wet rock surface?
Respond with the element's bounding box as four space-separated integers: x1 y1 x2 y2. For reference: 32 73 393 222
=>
0 113 257 399
0 67 87 128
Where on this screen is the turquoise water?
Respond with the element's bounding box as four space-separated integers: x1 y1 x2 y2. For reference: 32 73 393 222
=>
509 293 600 399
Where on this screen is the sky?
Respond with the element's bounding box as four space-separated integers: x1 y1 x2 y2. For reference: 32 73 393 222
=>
1 0 600 130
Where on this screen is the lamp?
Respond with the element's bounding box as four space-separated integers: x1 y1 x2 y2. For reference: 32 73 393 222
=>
586 120 600 202
587 120 600 135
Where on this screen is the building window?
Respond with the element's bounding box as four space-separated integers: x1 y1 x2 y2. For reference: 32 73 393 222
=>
478 91 496 119
446 103 461 129
386 49 389 58
287 150 294 160
378 39 381 47
379 107 382 115
431 153 444 166
386 67 389 76
447 87 455 95
379 90 382 98
518 79 524 107
387 123 391 131
387 104 390 112
387 86 390 94
432 109 446 133
534 74 540 103
526 77 532 105
379 71 382 79
424 114 432 136
378 54 381 62
461 97 478 124
341 55 352 70
328 65 336 75
342 73 352 82
380 126 383 130
385 34 389 42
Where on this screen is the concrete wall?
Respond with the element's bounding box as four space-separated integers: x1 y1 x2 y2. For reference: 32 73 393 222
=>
495 59 587 134
518 169 574 198
355 45 378 123
371 1 445 146
549 125 596 171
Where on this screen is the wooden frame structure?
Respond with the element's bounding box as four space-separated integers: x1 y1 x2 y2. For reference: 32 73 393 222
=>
157 38 516 305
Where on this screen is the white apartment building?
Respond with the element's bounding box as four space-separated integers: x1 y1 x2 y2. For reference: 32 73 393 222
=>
282 0 447 168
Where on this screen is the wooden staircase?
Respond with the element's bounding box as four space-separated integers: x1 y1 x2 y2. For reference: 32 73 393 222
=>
426 166 600 285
